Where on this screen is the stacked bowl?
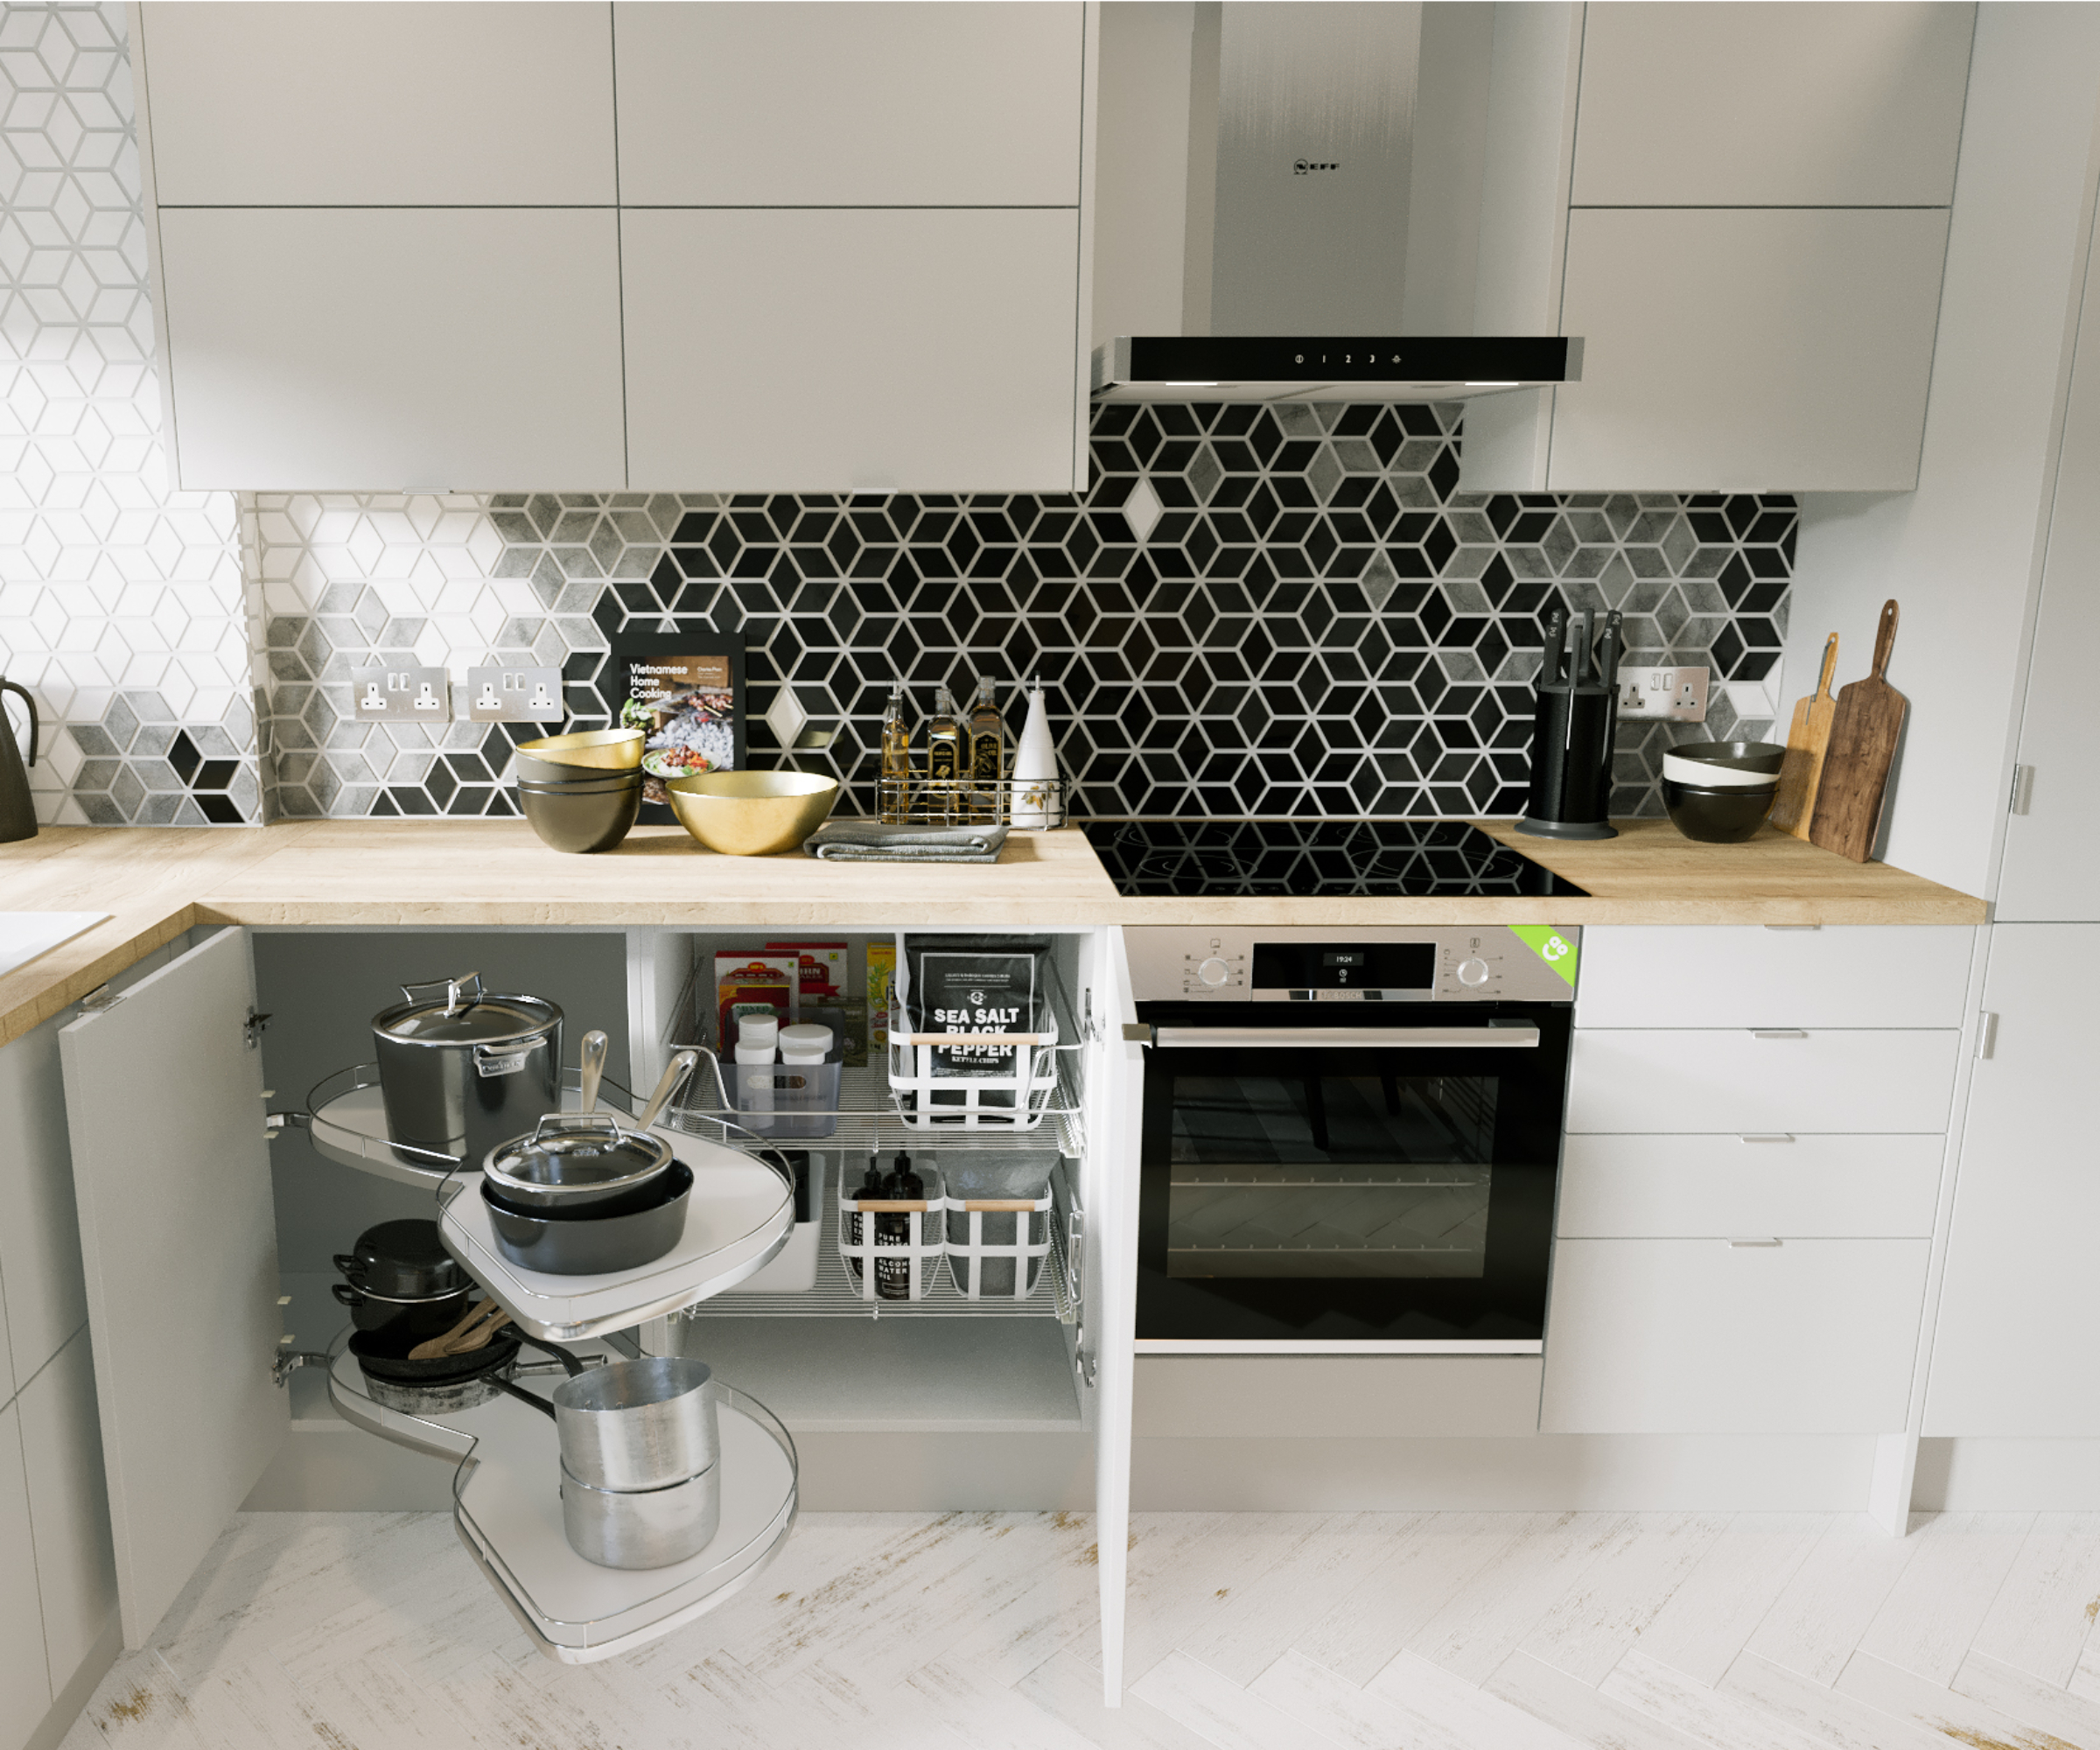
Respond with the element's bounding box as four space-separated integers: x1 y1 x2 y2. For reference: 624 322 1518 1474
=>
1661 739 1785 843
514 729 644 853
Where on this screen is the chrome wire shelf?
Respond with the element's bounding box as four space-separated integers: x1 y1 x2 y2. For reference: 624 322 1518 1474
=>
668 1064 1085 1158
679 1170 1076 1324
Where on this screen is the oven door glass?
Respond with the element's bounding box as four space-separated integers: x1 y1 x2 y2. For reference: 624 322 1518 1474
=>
1136 1005 1570 1344
1166 1068 1495 1278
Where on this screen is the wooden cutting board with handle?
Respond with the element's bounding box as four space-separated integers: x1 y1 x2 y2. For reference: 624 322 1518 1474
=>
1810 599 1906 863
1768 631 1839 837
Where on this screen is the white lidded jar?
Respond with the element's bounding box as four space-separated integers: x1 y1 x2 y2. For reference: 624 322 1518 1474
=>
778 1023 832 1066
734 1012 778 1130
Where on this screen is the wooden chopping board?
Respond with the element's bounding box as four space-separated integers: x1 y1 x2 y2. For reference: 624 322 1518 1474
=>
1810 600 1906 863
1768 632 1839 838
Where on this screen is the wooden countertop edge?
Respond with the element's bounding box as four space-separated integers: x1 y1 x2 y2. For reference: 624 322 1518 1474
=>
0 816 1988 1049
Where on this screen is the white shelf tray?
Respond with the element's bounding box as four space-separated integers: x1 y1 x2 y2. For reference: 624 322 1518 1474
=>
436 1126 795 1341
326 1341 798 1664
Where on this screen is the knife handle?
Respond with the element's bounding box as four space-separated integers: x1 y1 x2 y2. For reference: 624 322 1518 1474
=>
1872 599 1899 679
1816 632 1839 700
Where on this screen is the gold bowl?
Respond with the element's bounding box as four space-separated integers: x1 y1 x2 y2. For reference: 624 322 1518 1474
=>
515 728 645 771
667 771 839 856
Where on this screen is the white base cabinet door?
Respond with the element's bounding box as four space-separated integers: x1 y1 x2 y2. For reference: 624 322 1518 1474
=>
1541 1237 1930 1433
154 208 627 491
60 929 287 1648
623 209 1083 493
1927 925 2100 1434
0 1403 50 1750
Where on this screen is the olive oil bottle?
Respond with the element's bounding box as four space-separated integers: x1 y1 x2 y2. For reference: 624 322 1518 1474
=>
878 682 912 822
925 684 964 820
967 677 1004 822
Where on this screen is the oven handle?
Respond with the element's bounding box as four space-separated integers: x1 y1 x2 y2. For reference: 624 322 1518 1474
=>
1146 1025 1541 1049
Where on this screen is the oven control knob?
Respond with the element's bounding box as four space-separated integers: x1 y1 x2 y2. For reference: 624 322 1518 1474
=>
1455 957 1492 987
1195 956 1232 987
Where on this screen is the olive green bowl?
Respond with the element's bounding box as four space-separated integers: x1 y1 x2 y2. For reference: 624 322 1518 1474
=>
667 771 840 856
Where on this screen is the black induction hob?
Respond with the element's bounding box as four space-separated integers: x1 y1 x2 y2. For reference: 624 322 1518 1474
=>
1082 819 1590 900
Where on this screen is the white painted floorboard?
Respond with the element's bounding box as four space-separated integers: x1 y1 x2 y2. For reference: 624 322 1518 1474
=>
55 1508 2100 1750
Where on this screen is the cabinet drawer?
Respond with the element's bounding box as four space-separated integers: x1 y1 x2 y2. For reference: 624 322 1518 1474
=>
1575 926 1973 1030
1541 1238 1928 1433
1136 1357 1542 1438
1558 1134 1942 1238
1567 1029 1958 1135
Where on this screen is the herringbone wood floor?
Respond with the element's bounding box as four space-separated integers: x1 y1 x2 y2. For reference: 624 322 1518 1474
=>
60 1508 2100 1748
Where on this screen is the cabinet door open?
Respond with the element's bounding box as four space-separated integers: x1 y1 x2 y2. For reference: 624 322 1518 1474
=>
59 930 286 1648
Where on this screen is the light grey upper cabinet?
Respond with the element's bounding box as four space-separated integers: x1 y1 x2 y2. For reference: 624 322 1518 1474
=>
156 209 627 491
1571 3 1973 207
136 2 616 206
624 209 1082 492
1549 206 1950 493
613 2 1084 206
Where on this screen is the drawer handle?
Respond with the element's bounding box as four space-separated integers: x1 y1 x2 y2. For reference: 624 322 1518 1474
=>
1739 1133 1796 1144
1727 1237 1783 1248
1750 1030 1809 1040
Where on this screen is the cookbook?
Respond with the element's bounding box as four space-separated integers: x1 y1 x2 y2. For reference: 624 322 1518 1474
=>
584 632 747 821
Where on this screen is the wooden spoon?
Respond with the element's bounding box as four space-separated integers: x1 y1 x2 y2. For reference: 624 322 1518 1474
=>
408 1298 512 1360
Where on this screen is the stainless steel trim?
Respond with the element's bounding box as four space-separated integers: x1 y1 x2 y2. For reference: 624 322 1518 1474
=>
1151 1026 1540 1049
1135 1338 1544 1354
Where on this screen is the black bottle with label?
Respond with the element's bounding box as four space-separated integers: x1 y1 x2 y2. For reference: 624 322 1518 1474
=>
847 1152 886 1289
876 1148 923 1301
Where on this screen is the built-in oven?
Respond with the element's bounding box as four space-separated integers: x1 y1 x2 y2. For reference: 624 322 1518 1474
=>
1124 925 1578 1353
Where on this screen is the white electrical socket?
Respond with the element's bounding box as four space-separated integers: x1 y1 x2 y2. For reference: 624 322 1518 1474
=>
466 665 564 723
353 665 452 722
1616 664 1709 722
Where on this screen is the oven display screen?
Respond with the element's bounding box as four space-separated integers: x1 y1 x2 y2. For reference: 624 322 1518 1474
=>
1250 942 1435 990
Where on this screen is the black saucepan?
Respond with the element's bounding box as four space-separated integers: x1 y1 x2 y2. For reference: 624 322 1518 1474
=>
481 1161 693 1276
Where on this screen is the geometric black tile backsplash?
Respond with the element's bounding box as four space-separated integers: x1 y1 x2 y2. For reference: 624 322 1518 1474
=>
262 399 1794 821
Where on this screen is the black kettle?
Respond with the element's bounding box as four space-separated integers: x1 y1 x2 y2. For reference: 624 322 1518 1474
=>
1 678 38 844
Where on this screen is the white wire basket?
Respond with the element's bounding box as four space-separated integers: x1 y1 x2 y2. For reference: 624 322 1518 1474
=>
885 991 1061 1130
943 1193 1054 1300
837 1161 947 1303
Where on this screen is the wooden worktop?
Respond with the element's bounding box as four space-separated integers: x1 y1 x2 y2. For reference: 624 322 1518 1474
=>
0 816 1984 1048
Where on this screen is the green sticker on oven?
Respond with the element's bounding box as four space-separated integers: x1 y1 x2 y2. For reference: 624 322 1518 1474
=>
1508 925 1578 986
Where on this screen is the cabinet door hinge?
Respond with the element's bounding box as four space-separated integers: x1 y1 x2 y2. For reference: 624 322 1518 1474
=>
244 1008 273 1049
2009 765 2035 816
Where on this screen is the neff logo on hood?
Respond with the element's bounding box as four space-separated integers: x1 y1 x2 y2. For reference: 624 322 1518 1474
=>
1293 159 1340 175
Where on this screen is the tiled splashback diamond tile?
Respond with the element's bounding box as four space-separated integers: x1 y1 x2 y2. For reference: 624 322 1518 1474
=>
251 421 1793 822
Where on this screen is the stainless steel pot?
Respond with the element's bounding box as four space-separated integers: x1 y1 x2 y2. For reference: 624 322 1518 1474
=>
482 1112 674 1212
559 1460 720 1570
552 1356 718 1492
372 973 561 1165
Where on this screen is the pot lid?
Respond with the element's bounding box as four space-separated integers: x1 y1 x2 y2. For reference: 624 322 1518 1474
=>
351 1220 452 1270
484 1113 672 1196
374 972 559 1047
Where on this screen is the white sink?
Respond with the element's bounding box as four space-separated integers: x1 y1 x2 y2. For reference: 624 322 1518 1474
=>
0 912 110 980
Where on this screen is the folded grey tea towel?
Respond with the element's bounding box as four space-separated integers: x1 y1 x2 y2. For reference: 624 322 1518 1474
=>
803 821 1010 863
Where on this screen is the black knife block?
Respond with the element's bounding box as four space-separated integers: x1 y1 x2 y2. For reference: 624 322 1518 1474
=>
1518 607 1620 841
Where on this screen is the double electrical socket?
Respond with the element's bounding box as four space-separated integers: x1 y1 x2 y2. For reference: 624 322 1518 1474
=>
465 666 564 723
1615 664 1709 722
352 666 450 722
351 665 565 723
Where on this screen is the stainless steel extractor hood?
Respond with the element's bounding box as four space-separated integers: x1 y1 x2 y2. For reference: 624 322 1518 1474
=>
1090 2 1580 404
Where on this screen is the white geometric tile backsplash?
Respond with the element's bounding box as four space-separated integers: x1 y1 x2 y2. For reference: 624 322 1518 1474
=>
0 2 258 823
0 4 1789 830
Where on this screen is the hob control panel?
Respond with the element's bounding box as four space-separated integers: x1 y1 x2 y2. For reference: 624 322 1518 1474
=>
1124 925 1579 1004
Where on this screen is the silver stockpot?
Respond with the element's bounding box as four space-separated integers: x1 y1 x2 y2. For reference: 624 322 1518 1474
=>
559 1461 720 1570
371 972 562 1165
553 1357 719 1492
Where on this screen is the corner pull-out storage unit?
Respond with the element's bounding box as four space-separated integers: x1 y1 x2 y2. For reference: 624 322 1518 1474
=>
55 921 1135 1680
